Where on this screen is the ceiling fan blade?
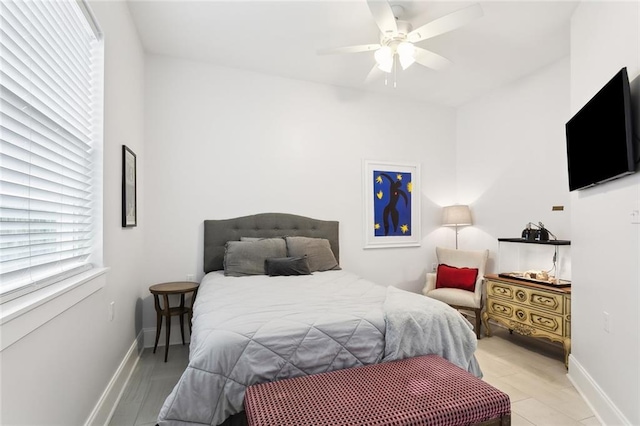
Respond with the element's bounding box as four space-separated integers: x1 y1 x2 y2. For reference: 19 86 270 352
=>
364 63 384 84
407 3 483 43
413 47 453 71
366 0 398 36
317 44 381 55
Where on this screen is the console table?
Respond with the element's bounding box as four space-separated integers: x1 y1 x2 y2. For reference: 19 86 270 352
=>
483 274 571 368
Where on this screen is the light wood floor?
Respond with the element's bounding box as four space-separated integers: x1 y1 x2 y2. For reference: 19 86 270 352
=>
476 328 599 426
109 327 599 426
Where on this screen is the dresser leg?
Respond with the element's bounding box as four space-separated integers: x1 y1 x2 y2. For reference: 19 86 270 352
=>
563 338 571 369
482 311 492 337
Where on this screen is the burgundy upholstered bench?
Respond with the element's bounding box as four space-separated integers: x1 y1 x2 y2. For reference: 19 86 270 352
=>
244 355 510 426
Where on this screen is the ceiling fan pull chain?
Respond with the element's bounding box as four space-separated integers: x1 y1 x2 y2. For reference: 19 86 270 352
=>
393 55 397 88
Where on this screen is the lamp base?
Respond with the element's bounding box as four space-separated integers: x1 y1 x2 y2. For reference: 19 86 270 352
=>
455 225 459 249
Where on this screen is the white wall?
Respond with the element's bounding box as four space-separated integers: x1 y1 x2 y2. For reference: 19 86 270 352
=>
0 2 146 424
456 58 572 273
568 2 639 425
141 54 457 333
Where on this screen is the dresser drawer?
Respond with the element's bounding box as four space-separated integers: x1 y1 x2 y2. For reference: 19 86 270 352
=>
487 300 564 337
527 288 564 314
487 280 564 314
487 281 514 300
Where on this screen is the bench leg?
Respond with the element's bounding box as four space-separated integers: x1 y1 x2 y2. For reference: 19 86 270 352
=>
471 413 511 426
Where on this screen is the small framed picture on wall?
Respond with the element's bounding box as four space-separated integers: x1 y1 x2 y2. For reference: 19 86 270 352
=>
122 145 137 227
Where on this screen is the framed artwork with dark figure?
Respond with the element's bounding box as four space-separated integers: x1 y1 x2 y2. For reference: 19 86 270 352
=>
363 160 421 249
122 145 137 227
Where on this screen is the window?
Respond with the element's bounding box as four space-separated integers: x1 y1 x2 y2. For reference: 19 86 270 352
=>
0 0 103 303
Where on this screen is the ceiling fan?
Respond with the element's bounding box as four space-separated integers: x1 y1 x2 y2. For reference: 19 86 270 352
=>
318 1 483 84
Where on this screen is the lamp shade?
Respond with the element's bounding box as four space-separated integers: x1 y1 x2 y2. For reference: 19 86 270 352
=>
397 42 416 70
442 205 472 226
374 46 393 73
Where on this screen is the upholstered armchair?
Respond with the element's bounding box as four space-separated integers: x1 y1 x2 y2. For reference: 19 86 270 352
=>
423 246 489 339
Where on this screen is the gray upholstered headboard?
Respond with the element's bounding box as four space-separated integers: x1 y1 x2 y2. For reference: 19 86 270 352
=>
204 213 339 273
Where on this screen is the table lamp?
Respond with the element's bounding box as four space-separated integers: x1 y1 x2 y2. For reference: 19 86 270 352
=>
442 205 472 249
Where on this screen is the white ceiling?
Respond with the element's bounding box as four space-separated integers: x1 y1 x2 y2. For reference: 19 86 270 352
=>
127 0 578 107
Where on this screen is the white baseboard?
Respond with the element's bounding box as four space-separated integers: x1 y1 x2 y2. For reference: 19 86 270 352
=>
143 323 191 348
567 354 631 425
85 331 143 426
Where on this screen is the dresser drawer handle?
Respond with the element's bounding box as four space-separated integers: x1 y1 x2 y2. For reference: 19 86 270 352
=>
495 287 508 295
495 305 508 313
533 295 555 306
538 318 554 326
532 315 558 331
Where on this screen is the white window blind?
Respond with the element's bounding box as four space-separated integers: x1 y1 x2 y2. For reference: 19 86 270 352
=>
0 0 102 302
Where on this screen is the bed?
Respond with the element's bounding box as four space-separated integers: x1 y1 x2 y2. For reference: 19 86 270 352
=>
157 213 481 426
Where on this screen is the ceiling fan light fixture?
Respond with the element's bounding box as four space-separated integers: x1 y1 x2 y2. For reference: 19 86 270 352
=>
377 61 393 73
397 41 416 70
374 46 393 73
321 1 483 82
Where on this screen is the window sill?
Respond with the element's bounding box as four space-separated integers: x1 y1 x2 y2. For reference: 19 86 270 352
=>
0 267 109 351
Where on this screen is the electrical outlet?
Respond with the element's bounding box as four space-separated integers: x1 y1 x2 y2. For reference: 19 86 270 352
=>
186 274 195 282
603 311 610 333
108 301 115 321
431 263 437 272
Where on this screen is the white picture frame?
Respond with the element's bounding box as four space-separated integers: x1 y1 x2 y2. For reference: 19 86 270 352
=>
363 160 421 249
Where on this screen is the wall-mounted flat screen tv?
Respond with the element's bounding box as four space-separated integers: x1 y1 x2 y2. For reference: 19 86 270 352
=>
565 67 636 191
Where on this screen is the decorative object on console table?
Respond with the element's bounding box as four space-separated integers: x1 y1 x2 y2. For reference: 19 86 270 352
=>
482 274 571 368
122 145 137 227
521 223 534 241
441 205 472 249
363 160 421 249
520 222 555 242
149 281 199 362
534 223 549 242
497 238 571 287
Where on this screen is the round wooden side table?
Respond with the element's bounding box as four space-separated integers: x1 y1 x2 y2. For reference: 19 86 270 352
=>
149 281 199 362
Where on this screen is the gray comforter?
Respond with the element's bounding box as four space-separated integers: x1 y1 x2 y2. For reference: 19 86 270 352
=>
157 270 480 426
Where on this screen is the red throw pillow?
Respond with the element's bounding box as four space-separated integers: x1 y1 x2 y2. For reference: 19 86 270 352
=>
435 264 479 292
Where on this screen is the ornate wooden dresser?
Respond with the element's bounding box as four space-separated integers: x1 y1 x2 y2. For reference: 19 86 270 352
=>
483 274 571 367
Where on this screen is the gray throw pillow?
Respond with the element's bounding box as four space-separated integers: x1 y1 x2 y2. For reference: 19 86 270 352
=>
285 236 341 272
265 256 311 276
224 238 287 276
